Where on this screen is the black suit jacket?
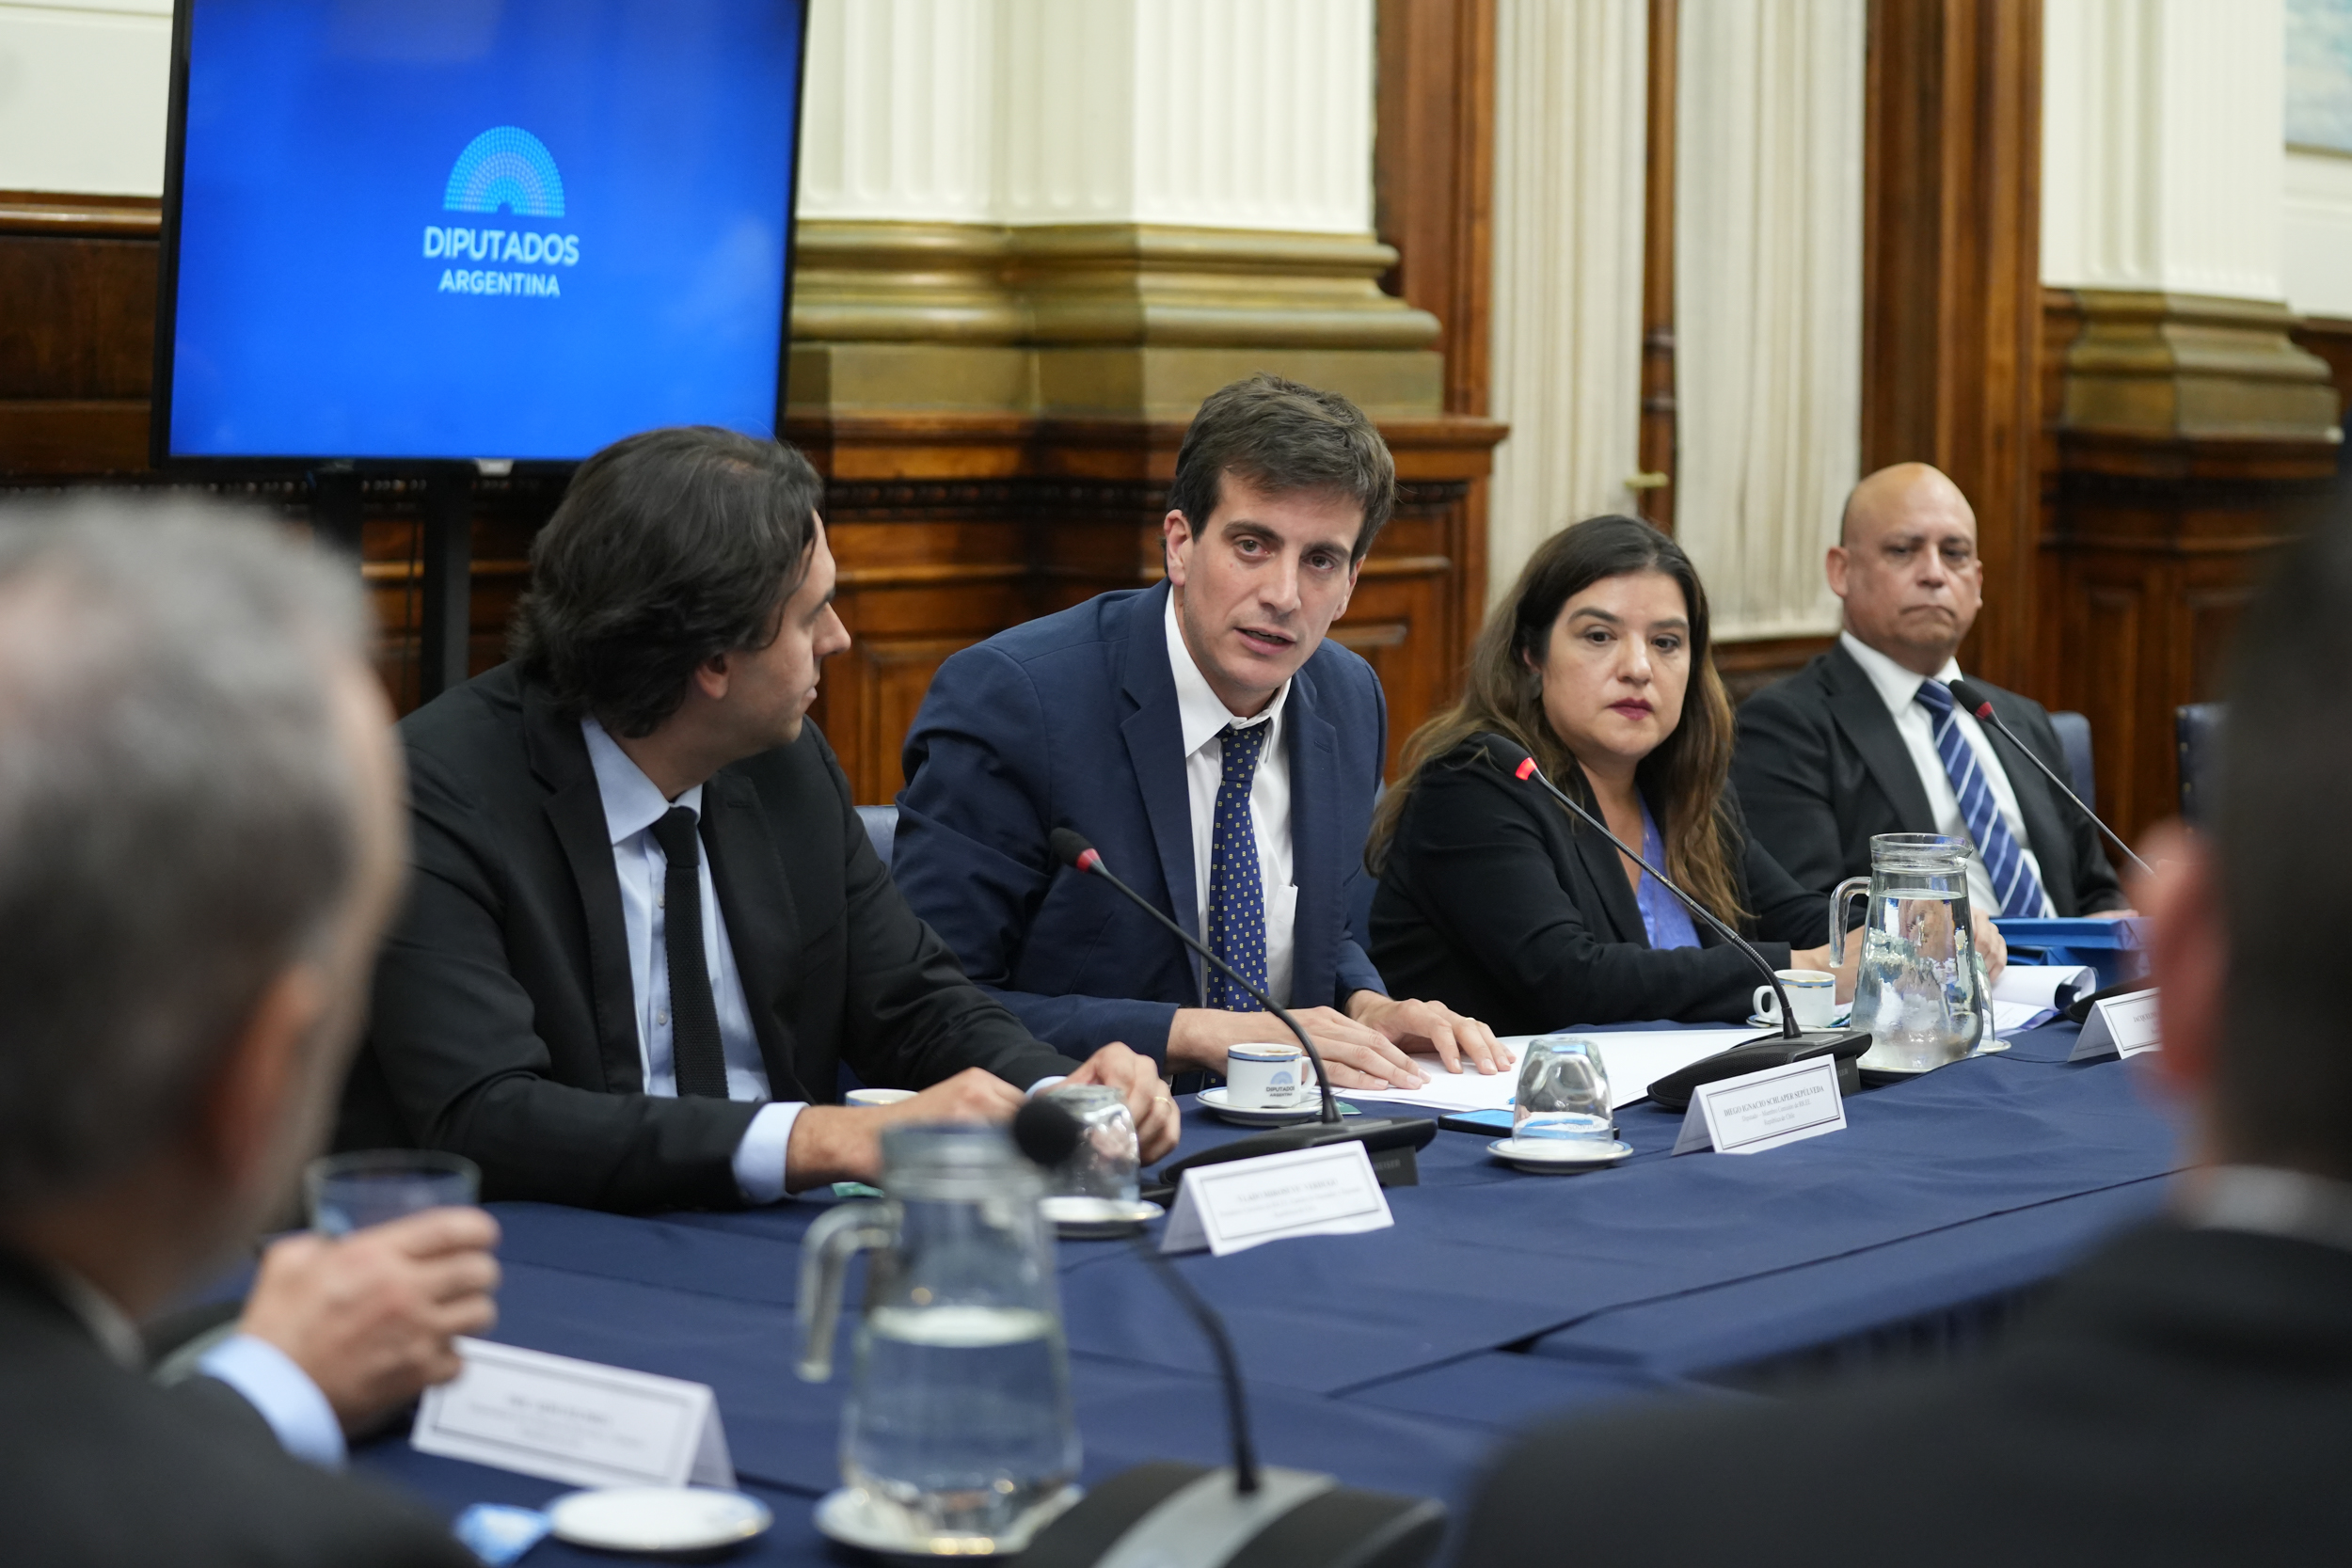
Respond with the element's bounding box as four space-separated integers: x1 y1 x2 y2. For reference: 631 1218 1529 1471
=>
1454 1223 2352 1566
1369 742 1824 1034
341 663 1077 1212
1732 642 2126 914
0 1253 469 1568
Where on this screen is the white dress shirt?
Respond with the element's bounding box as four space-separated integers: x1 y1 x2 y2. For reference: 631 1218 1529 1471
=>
581 719 803 1202
1167 593 1298 1008
1839 631 2056 918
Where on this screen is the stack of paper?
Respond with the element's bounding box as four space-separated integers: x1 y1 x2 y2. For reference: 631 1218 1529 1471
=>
1339 1027 1763 1113
1990 962 2095 1037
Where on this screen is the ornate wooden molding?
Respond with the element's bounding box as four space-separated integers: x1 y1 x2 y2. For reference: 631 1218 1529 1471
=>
2060 291 2341 441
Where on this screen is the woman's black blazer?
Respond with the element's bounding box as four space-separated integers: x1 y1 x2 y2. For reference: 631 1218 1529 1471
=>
1369 740 1826 1035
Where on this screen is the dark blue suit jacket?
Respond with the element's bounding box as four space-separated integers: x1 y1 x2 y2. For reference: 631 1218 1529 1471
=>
894 580 1390 1059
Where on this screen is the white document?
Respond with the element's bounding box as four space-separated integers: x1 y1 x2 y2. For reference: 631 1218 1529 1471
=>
1992 963 2095 1010
1991 998 2055 1037
1336 1028 1758 1114
1160 1140 1394 1256
2070 988 2160 1061
412 1338 735 1491
1671 1054 1847 1156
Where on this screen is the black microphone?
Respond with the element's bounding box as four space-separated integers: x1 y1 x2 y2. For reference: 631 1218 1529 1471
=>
1013 1096 1445 1568
1946 679 2153 878
1048 828 1435 1187
1465 733 1870 1109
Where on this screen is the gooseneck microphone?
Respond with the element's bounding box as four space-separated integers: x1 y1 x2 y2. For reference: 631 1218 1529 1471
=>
1946 679 2153 878
1466 733 1870 1108
1013 1096 1444 1568
1048 828 1435 1186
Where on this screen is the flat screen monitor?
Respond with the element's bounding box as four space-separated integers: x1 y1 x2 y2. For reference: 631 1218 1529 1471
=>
153 0 807 466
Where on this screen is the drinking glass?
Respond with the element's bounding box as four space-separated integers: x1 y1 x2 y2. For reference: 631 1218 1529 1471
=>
1041 1084 1140 1203
306 1149 480 1236
1513 1037 1613 1144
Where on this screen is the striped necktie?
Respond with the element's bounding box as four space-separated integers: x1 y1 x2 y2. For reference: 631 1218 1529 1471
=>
1202 721 1270 1011
1913 679 2049 918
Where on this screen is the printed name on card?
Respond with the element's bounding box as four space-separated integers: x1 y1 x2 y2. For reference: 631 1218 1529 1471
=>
412 1338 734 1491
1672 1054 1847 1156
1160 1140 1395 1256
2069 988 2160 1061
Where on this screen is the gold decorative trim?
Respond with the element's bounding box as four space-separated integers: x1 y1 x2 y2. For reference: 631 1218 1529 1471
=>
2061 291 2342 441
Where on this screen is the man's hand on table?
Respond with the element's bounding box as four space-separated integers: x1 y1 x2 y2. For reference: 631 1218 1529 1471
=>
1972 910 2008 983
1059 1041 1180 1163
787 1068 1026 1190
1345 992 1515 1076
238 1207 501 1437
1167 1005 1430 1090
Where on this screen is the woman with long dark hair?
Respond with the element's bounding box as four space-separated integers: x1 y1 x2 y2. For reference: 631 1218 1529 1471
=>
1367 515 1839 1031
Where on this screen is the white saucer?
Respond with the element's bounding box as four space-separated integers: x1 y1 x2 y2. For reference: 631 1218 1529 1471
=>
1197 1086 1322 1126
547 1486 772 1554
1486 1136 1634 1173
1041 1196 1164 1239
814 1484 1082 1558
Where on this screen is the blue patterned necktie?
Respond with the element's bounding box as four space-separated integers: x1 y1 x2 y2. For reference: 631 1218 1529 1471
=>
1914 679 2049 917
1202 721 1270 1011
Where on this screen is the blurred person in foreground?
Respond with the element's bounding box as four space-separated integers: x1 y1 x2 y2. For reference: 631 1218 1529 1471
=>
0 502 483 1564
341 426 1173 1212
1456 505 2352 1565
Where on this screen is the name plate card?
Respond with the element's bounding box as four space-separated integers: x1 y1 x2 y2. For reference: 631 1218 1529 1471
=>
2069 988 2161 1061
1161 1141 1394 1256
413 1338 735 1491
1672 1054 1846 1156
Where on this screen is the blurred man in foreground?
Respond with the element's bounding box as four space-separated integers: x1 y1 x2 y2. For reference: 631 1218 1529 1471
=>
0 503 477 1563
1458 509 2352 1564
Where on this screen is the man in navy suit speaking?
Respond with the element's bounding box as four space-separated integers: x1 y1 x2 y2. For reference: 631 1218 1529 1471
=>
895 375 1506 1089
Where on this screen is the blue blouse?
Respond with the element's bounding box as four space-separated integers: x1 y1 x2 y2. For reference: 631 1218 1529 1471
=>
1636 800 1701 950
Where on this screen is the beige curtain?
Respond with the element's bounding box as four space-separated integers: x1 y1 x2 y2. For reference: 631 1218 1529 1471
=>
1485 0 1649 607
1674 0 1865 641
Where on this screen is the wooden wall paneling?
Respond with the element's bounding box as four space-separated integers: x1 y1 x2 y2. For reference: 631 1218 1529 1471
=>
0 193 161 476
1374 0 1496 419
1860 0 2046 697
1635 0 1678 531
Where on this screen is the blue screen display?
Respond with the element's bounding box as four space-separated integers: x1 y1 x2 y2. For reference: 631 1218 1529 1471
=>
165 0 804 462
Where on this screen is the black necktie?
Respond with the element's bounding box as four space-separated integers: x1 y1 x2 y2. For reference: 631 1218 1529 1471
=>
651 807 729 1098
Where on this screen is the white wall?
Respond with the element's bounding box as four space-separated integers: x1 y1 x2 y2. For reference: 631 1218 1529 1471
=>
2284 148 2352 318
0 0 171 195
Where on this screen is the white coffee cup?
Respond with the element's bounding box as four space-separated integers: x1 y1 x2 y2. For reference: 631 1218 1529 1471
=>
1754 969 1837 1029
1225 1043 1306 1110
845 1087 917 1108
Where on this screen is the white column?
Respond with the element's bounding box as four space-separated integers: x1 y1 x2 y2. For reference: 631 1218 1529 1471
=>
2042 0 2286 299
1485 0 1648 604
803 0 1376 235
796 0 998 224
0 0 172 195
1674 0 1866 641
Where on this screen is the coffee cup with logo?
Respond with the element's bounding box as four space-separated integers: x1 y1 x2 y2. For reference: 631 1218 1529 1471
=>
1754 969 1837 1029
1225 1043 1306 1110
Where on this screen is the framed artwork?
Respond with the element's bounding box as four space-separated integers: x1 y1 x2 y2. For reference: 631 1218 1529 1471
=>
2289 0 2352 153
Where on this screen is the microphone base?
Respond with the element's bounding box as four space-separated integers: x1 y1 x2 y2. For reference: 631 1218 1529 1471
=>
1021 1461 1445 1568
1647 1027 1873 1112
1155 1117 1437 1190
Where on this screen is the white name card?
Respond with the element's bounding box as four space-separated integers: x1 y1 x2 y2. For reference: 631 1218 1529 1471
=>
2069 988 2161 1061
1672 1054 1846 1156
1160 1140 1394 1256
412 1338 734 1491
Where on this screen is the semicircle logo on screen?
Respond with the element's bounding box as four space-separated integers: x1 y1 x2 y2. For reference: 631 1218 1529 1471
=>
421 126 581 300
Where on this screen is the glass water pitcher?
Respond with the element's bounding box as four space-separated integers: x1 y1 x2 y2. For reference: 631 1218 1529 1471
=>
796 1124 1079 1543
1830 833 1989 1073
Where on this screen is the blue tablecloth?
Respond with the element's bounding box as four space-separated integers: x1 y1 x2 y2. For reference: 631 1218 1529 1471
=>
354 1019 2185 1560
